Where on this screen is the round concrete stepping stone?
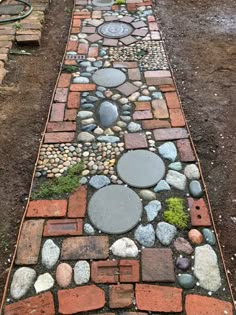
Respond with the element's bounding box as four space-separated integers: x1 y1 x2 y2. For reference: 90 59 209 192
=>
117 150 165 188
93 0 114 6
92 68 126 88
88 185 142 234
98 21 133 38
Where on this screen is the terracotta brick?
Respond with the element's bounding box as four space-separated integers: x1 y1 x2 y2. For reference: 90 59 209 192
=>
70 83 96 91
152 99 169 119
27 200 67 217
165 92 181 108
170 108 185 127
58 285 105 314
176 139 196 162
136 284 182 312
153 127 188 141
61 236 109 260
44 132 75 143
16 34 41 45
64 109 77 121
15 219 44 265
91 261 119 283
78 42 88 54
67 91 80 108
188 198 211 227
88 46 98 57
128 68 141 80
58 73 71 88
73 19 81 27
146 77 174 86
159 84 176 92
144 70 171 78
4 292 55 315
54 88 68 103
65 59 77 65
71 27 80 34
185 295 233 315
109 284 134 308
149 22 159 31
43 218 83 236
47 122 76 132
133 110 153 120
134 101 151 110
50 103 65 121
124 133 148 149
120 260 140 283
113 61 138 68
68 186 87 218
142 119 171 129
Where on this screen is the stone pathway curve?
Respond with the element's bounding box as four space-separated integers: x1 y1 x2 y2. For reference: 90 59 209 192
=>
1 0 235 314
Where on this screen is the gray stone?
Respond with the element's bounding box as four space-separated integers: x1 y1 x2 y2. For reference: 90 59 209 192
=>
194 244 221 291
168 162 182 171
10 267 36 299
152 92 163 99
81 103 94 110
156 222 177 245
110 238 138 257
80 61 91 67
77 132 95 142
73 77 90 84
98 21 133 39
127 122 142 132
34 273 54 293
117 150 165 188
81 72 92 77
184 164 200 180
80 177 88 185
74 261 90 285
98 101 118 127
88 185 142 234
81 124 97 132
174 237 193 255
176 257 190 270
177 274 196 289
166 170 187 190
86 66 98 72
202 228 216 246
78 111 93 119
138 96 151 101
139 190 156 201
158 142 177 162
96 91 105 99
89 175 110 189
92 68 126 87
144 200 162 221
134 224 155 247
93 60 103 67
120 115 131 122
84 223 95 235
189 180 203 198
97 135 120 143
42 239 60 269
154 180 171 192
87 96 99 102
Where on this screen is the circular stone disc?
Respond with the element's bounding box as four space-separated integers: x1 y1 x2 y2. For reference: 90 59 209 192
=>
92 0 114 6
92 68 126 88
117 150 166 188
98 21 133 39
88 185 142 234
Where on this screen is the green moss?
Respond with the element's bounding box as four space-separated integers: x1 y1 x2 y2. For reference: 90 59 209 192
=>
62 65 80 73
115 0 126 4
163 197 189 229
32 162 84 199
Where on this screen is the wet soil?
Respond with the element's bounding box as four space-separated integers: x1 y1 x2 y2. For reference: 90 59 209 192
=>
0 0 72 301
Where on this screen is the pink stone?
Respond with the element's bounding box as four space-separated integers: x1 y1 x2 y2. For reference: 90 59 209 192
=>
188 229 203 245
56 263 72 288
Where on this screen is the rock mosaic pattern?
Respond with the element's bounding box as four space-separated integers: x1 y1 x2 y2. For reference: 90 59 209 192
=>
2 0 234 314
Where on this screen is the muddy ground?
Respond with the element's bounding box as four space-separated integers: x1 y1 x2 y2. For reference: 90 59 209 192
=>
0 0 235 303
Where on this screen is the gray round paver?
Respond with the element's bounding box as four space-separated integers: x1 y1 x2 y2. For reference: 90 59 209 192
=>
92 68 126 87
117 150 166 188
88 185 142 234
98 21 133 39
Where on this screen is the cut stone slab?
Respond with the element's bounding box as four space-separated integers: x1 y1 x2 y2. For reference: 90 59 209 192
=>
117 150 165 188
10 267 36 299
98 21 133 38
166 170 187 190
41 239 60 269
156 222 177 245
92 68 126 87
88 185 142 234
116 82 139 97
110 238 138 257
34 273 54 294
74 260 90 285
134 224 155 247
124 133 148 149
98 101 118 127
158 142 177 162
144 200 162 221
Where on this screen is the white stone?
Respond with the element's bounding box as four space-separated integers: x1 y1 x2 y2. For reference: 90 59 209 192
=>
119 97 129 104
74 261 90 285
166 170 187 190
10 267 36 299
128 92 140 101
110 238 138 257
77 132 95 142
94 127 104 135
34 273 54 293
42 239 60 269
184 164 200 180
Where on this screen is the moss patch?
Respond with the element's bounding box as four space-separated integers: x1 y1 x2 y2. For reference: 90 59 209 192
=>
115 0 126 4
163 197 189 229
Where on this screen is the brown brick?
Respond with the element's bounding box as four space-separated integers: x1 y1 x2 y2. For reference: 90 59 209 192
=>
144 70 171 78
116 82 139 97
70 83 96 91
50 103 65 121
88 46 98 57
64 109 77 121
4 292 55 315
65 59 77 65
134 101 151 111
128 68 141 80
188 198 211 227
67 91 80 109
152 99 169 119
0 29 15 35
169 108 185 127
124 133 148 149
54 88 68 103
46 122 76 132
15 219 44 265
146 77 174 86
27 200 67 218
0 41 12 48
58 73 71 88
142 119 171 129
78 42 88 54
120 260 140 283
91 261 119 283
44 132 75 143
68 186 87 218
136 284 182 312
58 285 105 314
0 48 9 54
113 61 138 68
0 35 14 41
159 84 176 92
153 128 188 141
16 34 41 45
165 92 181 108
109 284 134 308
43 218 83 236
176 139 196 162
61 236 109 260
133 110 153 120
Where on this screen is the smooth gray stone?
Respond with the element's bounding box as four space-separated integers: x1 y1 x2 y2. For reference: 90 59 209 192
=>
81 124 97 132
84 223 95 235
152 92 163 99
97 135 120 143
73 77 89 84
117 150 165 188
184 164 200 180
78 111 93 119
80 177 88 185
139 190 156 201
86 66 98 72
81 72 92 77
88 185 142 234
93 60 103 68
81 103 95 110
42 239 60 269
178 274 196 289
144 200 162 221
138 95 151 101
189 180 203 197
89 175 110 189
80 61 91 67
127 122 142 132
158 142 177 162
34 273 54 293
77 132 95 142
98 101 118 127
123 104 132 111
99 49 107 57
202 228 216 246
82 92 89 97
74 261 90 285
96 91 105 99
176 257 190 270
92 68 126 87
10 267 36 299
166 170 186 191
110 238 138 257
97 86 106 92
122 111 131 116
156 222 177 245
120 115 131 122
86 96 99 102
134 224 155 247
154 180 171 192
168 162 182 171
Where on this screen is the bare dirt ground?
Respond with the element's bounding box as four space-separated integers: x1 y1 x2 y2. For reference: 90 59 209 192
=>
156 0 236 298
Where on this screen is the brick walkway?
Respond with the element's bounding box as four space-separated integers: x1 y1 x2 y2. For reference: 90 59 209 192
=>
2 0 235 314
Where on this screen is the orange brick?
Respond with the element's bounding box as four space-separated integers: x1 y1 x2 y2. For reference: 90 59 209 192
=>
165 92 181 108
169 108 185 127
27 200 67 218
44 132 75 143
64 109 77 121
72 19 81 27
88 46 98 58
43 219 83 236
142 119 171 129
67 92 80 108
70 83 96 92
120 260 140 283
78 43 88 54
68 186 87 218
58 73 71 88
50 103 65 121
134 102 151 110
67 40 78 51
91 261 119 283
65 60 77 65
109 284 134 309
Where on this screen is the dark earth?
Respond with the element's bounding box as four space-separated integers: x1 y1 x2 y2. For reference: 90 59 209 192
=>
0 0 235 303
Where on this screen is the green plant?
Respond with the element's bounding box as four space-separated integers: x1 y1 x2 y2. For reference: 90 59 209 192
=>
163 197 189 229
13 22 22 30
115 0 125 4
32 162 84 199
62 65 80 73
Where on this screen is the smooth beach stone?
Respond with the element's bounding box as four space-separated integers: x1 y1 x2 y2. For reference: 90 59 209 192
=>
96 91 105 98
127 122 142 132
144 200 162 221
176 257 190 270
88 185 142 234
184 164 200 180
156 222 177 245
73 77 89 84
168 162 182 171
56 263 72 288
81 124 97 132
34 273 54 293
98 101 118 127
154 180 171 192
84 223 95 235
77 132 95 142
74 260 90 285
10 267 36 299
92 68 126 87
134 224 155 247
158 142 177 162
188 229 203 245
138 95 151 101
81 102 94 110
166 170 187 190
110 238 138 257
89 175 110 189
174 237 193 255
189 180 203 198
41 239 60 269
177 274 196 289
86 95 99 102
97 135 120 143
202 228 216 246
139 190 156 201
78 111 93 119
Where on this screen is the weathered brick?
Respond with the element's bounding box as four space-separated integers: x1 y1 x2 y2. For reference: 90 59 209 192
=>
149 22 159 31
27 200 67 217
64 59 77 65
54 88 68 103
176 139 196 162
68 186 87 218
43 218 83 236
153 128 188 141
67 91 80 108
134 101 151 110
159 84 176 92
44 132 75 143
0 35 14 41
64 109 77 121
133 110 153 120
78 42 88 54
188 198 211 227
124 133 148 149
128 68 141 80
72 19 81 28
0 41 12 48
58 73 71 88
70 83 96 91
91 261 119 283
120 260 140 283
16 34 41 45
144 70 171 78
15 219 44 265
146 77 174 86
88 46 98 57
142 119 171 129
50 103 65 121
109 284 134 308
152 99 169 119
169 108 185 127
114 61 138 68
165 92 181 108
46 122 76 132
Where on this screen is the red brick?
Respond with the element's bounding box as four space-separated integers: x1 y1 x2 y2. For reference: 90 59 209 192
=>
15 219 44 265
58 73 71 88
165 92 181 109
146 77 174 86
71 27 80 34
147 15 155 22
124 133 148 149
54 88 68 103
133 110 153 120
142 119 171 129
44 132 75 143
58 285 105 314
64 59 77 65
68 186 87 218
64 109 77 121
16 34 41 45
47 122 76 132
78 43 88 54
88 46 98 57
120 260 140 283
72 19 81 27
91 261 119 283
153 128 188 141
176 139 196 162
109 284 134 308
152 99 169 119
27 200 67 218
70 83 96 91
43 218 83 236
61 236 109 260
50 103 65 121
159 85 176 92
185 295 233 315
149 22 159 31
134 101 151 110
4 292 55 315
169 108 185 127
145 70 171 78
67 91 80 108
136 284 182 312
188 198 211 227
